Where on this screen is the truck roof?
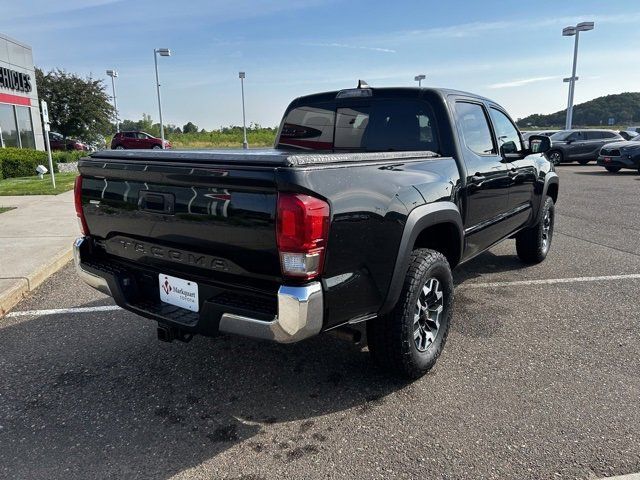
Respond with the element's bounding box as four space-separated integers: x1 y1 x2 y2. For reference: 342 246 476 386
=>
289 86 494 106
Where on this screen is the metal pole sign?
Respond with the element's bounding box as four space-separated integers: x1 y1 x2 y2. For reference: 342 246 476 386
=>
41 100 56 188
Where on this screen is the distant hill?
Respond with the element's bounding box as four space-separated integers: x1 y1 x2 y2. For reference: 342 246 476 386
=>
517 92 640 128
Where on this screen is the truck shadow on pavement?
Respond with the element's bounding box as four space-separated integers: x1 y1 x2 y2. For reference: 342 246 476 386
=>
453 249 525 286
0 309 405 479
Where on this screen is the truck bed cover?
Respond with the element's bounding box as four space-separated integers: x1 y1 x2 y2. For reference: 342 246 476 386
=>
88 148 440 167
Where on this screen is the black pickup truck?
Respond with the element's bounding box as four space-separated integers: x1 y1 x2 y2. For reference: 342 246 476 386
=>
73 85 558 379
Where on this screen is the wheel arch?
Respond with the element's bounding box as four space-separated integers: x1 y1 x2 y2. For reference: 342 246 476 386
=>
378 202 463 316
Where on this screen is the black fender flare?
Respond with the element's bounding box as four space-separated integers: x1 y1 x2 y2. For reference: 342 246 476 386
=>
536 172 559 223
378 201 463 316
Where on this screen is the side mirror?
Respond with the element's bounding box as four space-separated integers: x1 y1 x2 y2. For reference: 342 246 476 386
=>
528 135 551 154
500 140 518 156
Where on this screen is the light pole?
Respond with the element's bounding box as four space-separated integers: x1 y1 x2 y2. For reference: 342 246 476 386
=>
154 48 171 147
414 74 426 87
562 22 594 130
106 69 119 132
239 71 248 149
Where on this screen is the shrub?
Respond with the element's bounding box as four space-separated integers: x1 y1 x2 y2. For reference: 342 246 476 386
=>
0 147 59 179
52 150 86 163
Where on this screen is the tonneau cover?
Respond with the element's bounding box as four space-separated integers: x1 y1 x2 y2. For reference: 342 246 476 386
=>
88 148 439 167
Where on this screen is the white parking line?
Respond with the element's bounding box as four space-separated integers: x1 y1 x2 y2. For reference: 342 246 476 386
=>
596 474 640 480
5 305 121 318
462 273 640 289
4 274 640 318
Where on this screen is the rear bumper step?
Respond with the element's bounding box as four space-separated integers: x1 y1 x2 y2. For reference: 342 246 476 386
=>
73 236 323 343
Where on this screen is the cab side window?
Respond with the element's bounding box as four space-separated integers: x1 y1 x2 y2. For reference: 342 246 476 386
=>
489 108 523 154
455 102 495 155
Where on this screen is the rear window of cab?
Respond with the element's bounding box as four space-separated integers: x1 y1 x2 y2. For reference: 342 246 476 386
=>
277 99 439 153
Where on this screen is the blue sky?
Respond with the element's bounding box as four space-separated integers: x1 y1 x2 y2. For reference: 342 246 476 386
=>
2 0 640 129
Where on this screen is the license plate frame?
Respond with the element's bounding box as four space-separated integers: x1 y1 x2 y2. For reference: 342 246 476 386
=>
159 273 199 312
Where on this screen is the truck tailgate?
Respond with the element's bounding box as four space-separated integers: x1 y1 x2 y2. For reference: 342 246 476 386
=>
78 156 281 288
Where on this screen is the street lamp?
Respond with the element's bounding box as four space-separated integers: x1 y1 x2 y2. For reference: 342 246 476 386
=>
562 21 594 130
239 71 248 149
154 48 171 147
106 69 119 132
414 74 426 87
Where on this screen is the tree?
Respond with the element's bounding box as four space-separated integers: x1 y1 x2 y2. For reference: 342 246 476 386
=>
36 68 114 141
183 121 198 134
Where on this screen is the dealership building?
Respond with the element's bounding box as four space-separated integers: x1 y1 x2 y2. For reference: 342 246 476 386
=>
0 33 44 150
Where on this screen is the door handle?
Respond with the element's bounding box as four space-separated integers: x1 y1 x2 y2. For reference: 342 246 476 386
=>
470 174 485 183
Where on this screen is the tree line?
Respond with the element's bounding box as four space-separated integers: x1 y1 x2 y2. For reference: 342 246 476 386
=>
35 67 275 142
517 92 640 128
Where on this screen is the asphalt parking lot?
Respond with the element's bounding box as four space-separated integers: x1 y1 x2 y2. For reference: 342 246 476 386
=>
0 164 639 480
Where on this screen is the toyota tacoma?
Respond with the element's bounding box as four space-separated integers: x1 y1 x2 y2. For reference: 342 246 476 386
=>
73 84 558 379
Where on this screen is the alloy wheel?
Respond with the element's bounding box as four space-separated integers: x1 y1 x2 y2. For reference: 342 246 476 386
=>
413 278 444 352
541 208 553 252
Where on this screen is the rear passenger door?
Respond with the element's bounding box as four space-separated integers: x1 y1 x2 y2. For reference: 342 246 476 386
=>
587 131 620 157
453 100 511 259
488 106 536 231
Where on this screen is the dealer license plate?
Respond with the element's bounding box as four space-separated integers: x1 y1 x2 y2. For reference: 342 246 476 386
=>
159 273 199 312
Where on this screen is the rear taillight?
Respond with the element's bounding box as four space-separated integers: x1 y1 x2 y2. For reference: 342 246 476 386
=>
276 193 330 280
74 175 89 235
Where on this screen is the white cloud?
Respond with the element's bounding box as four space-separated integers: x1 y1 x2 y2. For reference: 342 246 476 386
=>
488 76 561 89
303 42 396 53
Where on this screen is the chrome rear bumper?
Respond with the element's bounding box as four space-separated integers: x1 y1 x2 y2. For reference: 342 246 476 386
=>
73 237 112 297
73 236 323 343
219 283 323 343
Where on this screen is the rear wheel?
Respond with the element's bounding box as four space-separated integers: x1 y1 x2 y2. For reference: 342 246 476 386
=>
548 150 563 166
578 159 590 165
115 145 125 150
367 249 453 379
605 166 621 173
516 196 555 264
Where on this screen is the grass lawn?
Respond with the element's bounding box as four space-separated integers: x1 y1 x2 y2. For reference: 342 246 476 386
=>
0 173 77 196
0 207 16 214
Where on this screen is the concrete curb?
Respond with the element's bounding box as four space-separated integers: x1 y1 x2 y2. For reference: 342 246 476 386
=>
0 246 73 317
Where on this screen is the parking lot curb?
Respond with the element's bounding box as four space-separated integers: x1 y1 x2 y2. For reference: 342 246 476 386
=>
0 246 73 318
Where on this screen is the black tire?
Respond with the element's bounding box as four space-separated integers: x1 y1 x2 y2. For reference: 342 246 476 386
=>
605 166 621 173
548 150 563 166
516 196 555 264
153 145 163 150
578 159 590 165
115 145 125 150
367 249 454 379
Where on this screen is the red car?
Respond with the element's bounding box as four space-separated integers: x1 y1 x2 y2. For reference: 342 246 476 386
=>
111 131 171 150
48 132 89 151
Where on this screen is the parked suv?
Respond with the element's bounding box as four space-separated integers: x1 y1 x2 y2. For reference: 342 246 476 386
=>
547 129 623 165
110 131 171 150
598 135 640 173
